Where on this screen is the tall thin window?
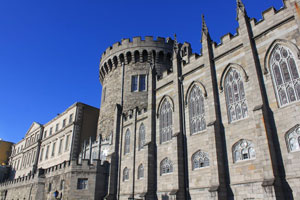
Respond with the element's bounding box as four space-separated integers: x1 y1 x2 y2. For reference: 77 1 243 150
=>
138 164 144 179
51 142 56 157
225 68 248 123
124 129 130 154
160 158 173 175
55 123 59 132
139 124 145 150
69 114 73 124
123 167 129 181
188 85 206 134
160 99 173 143
131 76 138 92
270 45 300 106
40 148 44 161
192 150 209 170
286 125 300 152
58 138 63 154
49 127 53 136
45 145 49 160
65 135 70 151
233 139 255 163
102 87 106 102
139 75 146 91
62 119 66 128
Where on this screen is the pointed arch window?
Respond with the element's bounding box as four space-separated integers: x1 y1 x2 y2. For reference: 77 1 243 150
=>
124 129 130 155
138 164 144 179
270 45 300 107
139 124 146 150
123 167 129 181
286 125 300 152
232 139 255 163
225 68 248 123
188 85 206 134
192 150 209 170
159 99 173 143
160 157 173 175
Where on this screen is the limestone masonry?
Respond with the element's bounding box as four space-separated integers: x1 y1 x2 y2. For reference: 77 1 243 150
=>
2 0 300 199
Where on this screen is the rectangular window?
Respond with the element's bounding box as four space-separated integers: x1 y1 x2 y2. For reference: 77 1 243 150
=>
69 114 73 124
55 123 59 132
131 75 138 92
77 178 88 190
40 148 44 161
65 135 70 151
49 127 53 136
45 145 49 160
60 180 65 190
44 131 47 138
48 183 52 192
139 75 146 91
51 142 56 157
58 138 63 154
102 87 106 102
62 119 66 128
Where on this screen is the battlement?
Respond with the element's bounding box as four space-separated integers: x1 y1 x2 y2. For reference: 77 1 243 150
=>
99 36 174 83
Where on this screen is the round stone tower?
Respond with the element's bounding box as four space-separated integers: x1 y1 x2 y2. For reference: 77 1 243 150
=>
98 36 174 139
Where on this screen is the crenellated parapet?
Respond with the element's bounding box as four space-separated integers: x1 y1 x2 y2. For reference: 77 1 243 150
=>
99 36 174 83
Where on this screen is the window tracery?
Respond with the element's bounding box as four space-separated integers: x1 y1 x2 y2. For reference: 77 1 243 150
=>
191 150 209 170
270 45 300 106
160 99 173 143
124 129 130 155
225 68 248 123
160 157 173 175
286 125 300 152
233 139 255 163
139 124 145 150
188 85 206 134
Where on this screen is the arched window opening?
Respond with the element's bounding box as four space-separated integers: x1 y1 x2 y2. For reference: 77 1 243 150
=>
225 68 248 123
270 45 300 107
192 150 209 170
123 167 129 181
103 63 108 74
159 99 173 143
113 56 118 67
232 139 255 163
138 164 144 179
286 125 300 152
188 85 206 134
126 52 132 64
160 158 173 175
158 51 164 63
124 129 130 155
139 124 146 150
108 59 113 71
142 50 148 62
134 51 140 63
119 53 125 64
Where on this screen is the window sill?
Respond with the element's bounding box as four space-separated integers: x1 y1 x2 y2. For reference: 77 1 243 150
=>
228 115 249 125
192 166 210 171
233 158 255 164
190 129 207 136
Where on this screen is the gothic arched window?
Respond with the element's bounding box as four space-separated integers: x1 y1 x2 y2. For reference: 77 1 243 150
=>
124 129 130 155
159 99 173 143
232 139 255 163
139 124 146 150
286 125 300 152
188 85 206 134
192 150 209 170
123 167 129 181
225 68 248 123
270 45 300 107
138 164 144 179
160 157 173 175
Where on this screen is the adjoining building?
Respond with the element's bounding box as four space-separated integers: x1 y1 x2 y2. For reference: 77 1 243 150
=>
0 103 107 200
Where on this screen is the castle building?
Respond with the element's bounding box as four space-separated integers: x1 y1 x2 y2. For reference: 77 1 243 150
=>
1 0 300 199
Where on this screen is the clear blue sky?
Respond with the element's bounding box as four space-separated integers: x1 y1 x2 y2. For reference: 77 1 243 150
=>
0 0 283 143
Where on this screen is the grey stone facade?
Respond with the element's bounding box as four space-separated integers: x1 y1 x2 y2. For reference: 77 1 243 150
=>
98 0 300 199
